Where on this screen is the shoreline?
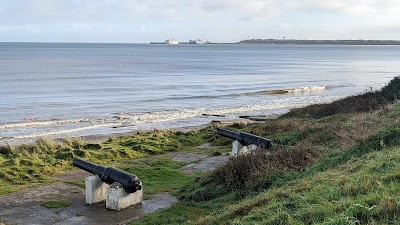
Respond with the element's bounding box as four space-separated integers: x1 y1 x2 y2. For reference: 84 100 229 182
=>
2 112 284 147
75 118 257 144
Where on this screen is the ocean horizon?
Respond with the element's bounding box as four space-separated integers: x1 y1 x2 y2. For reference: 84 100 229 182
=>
1 43 399 145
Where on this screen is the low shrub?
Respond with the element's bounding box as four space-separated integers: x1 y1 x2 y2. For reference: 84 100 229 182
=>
201 144 320 194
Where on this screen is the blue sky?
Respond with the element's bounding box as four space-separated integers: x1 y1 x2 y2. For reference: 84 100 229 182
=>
0 0 399 43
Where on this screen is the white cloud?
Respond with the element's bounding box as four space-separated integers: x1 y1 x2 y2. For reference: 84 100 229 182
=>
2 0 400 23
1 0 400 41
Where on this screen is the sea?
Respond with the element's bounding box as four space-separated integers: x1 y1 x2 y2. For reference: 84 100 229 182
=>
1 43 399 145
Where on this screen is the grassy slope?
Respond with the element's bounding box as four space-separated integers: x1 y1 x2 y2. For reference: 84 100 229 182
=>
132 102 399 225
199 146 400 225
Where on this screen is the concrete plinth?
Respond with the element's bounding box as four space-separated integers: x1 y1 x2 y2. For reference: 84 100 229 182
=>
231 141 258 156
232 140 246 156
106 182 143 211
85 175 109 204
247 144 258 152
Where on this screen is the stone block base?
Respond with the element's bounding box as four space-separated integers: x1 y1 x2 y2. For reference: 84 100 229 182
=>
231 141 258 156
85 176 143 210
85 175 109 204
106 182 143 211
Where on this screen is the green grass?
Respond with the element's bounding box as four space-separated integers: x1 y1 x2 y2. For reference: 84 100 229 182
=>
118 158 197 195
40 200 72 208
0 129 214 195
197 146 400 225
134 202 214 225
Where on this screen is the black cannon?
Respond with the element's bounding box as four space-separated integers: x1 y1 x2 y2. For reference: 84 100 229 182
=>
72 158 141 193
217 128 272 149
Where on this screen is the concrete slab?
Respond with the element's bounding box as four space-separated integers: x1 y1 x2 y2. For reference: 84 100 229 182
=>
171 153 207 163
182 155 229 174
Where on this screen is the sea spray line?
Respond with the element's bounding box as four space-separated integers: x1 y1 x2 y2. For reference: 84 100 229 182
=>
0 118 95 129
11 122 125 139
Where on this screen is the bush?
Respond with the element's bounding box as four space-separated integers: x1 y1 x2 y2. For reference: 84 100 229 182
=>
202 145 320 193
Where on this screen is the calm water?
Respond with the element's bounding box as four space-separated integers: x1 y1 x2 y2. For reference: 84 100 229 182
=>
0 43 399 144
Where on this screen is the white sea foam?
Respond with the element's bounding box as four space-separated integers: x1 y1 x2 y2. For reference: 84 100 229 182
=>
0 119 94 129
12 122 124 139
287 85 326 93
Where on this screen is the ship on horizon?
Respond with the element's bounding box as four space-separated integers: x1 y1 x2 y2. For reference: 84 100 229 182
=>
165 38 179 44
189 39 209 44
151 38 211 44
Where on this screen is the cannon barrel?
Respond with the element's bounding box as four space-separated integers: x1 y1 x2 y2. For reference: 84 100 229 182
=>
217 128 272 149
72 158 141 193
217 128 240 140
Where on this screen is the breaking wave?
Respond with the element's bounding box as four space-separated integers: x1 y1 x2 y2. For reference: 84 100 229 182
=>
250 85 327 95
140 85 328 103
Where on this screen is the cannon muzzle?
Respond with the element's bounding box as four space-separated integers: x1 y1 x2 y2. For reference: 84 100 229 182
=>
73 158 141 193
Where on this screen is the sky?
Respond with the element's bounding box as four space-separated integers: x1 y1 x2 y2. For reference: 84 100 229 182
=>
0 0 399 43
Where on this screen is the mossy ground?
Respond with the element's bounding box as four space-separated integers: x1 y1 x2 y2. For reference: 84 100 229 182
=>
40 200 73 209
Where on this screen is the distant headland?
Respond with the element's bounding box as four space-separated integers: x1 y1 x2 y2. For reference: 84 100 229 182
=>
151 38 400 45
238 39 400 45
